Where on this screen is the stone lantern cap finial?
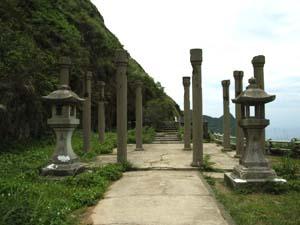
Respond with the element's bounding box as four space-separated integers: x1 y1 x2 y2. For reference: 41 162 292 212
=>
252 55 265 66
190 49 203 64
183 77 191 86
114 49 129 64
221 80 230 87
232 77 275 104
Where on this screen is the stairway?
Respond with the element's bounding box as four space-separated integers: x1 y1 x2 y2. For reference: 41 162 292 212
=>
153 128 181 144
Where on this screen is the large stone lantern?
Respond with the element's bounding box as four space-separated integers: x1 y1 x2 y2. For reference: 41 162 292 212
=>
41 57 85 176
225 77 285 188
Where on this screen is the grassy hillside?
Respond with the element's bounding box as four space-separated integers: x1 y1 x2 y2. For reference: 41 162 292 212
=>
204 114 236 136
0 0 179 145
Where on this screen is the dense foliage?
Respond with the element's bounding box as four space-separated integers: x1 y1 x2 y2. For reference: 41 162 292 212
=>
0 0 179 145
127 126 156 144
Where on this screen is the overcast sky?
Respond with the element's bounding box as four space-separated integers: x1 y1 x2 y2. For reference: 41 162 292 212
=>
92 0 300 139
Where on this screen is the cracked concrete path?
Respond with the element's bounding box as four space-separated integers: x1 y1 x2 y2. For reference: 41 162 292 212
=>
89 170 230 225
92 143 238 171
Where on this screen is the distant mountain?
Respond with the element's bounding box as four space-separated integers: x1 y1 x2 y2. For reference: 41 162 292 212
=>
180 111 237 136
204 114 236 136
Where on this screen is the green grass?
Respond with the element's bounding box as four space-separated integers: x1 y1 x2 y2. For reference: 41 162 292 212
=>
73 131 117 161
0 132 126 225
204 156 300 225
127 126 156 144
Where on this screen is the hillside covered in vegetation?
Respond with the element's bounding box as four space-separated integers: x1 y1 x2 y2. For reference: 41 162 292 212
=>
204 114 236 136
0 0 180 145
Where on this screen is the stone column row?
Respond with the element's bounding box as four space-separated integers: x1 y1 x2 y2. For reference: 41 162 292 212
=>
190 49 203 167
252 55 266 150
115 50 129 163
233 71 244 158
222 80 231 151
83 71 92 152
183 77 191 151
98 81 106 144
221 55 265 158
135 81 144 151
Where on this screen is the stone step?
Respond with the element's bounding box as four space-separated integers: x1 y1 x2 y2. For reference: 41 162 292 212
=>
155 137 180 140
152 141 182 144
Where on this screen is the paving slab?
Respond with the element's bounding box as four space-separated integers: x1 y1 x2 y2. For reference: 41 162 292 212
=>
93 143 238 171
89 170 230 225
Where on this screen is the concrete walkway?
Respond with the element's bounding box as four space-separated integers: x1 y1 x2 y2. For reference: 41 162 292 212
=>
92 143 238 171
88 143 237 225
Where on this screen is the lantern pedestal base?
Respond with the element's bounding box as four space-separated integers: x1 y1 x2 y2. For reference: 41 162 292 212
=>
224 165 286 190
41 162 85 176
135 147 144 151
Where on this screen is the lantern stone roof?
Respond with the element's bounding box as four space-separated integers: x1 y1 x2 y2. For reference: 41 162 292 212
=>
232 77 275 104
43 86 84 104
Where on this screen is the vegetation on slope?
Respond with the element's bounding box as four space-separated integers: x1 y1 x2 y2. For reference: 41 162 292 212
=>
0 132 126 225
0 0 179 146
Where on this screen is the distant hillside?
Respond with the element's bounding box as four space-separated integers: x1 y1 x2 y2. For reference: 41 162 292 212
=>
0 0 180 142
204 114 236 136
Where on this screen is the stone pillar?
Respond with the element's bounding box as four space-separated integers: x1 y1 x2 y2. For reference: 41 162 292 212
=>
190 49 203 167
115 49 129 163
59 56 71 86
83 71 92 152
98 81 105 143
183 76 191 150
252 55 266 151
233 71 244 158
135 81 144 151
222 80 231 151
203 121 209 140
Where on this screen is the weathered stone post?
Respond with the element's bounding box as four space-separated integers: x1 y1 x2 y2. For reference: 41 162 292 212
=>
183 76 191 150
98 81 105 143
233 71 244 157
252 55 266 151
115 49 129 163
83 71 92 152
42 56 85 176
224 78 285 189
222 80 231 151
135 81 144 151
190 49 203 166
203 120 209 140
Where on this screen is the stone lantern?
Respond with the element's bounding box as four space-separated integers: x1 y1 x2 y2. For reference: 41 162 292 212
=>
225 77 285 188
41 57 85 176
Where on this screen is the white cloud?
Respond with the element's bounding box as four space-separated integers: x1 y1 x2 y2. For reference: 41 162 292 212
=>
92 0 300 137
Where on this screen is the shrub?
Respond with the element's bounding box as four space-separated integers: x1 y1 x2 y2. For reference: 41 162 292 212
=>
200 155 216 172
127 126 156 144
273 155 299 180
